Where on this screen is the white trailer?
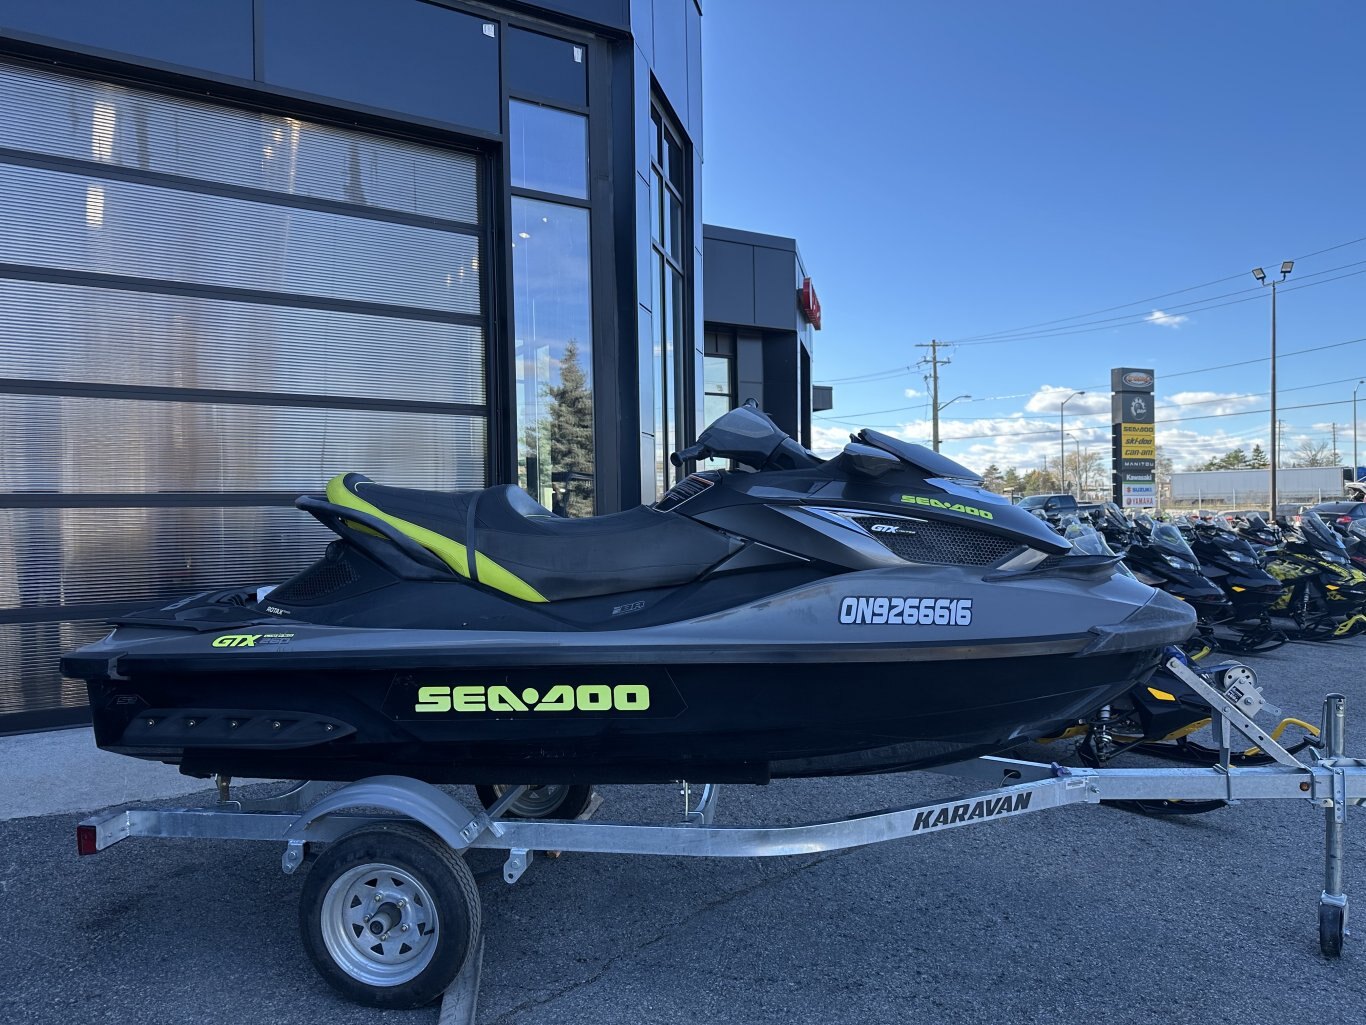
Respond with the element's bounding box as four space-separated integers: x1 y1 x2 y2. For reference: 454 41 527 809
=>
1171 466 1350 509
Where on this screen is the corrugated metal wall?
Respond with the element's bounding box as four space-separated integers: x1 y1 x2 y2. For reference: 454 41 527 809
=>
0 60 489 728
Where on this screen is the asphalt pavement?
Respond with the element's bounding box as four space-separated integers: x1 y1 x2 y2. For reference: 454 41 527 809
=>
4 638 1366 1025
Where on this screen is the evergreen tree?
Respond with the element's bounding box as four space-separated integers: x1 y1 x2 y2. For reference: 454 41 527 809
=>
981 463 1004 492
1001 467 1023 495
543 340 595 517
1247 444 1269 469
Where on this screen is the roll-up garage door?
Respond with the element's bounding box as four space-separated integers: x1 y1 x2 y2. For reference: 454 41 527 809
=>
0 60 490 729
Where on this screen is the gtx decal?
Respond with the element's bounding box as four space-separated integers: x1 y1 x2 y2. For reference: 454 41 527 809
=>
413 683 651 714
211 632 295 648
911 791 1032 832
839 596 973 626
899 495 994 520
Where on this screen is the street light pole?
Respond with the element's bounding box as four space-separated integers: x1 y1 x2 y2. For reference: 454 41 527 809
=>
1068 431 1082 497
1060 391 1084 495
1253 262 1293 518
1354 379 1364 484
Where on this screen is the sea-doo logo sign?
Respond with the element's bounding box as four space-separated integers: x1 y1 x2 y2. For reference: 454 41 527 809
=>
415 683 651 714
911 791 1033 833
211 632 294 648
839 596 973 626
900 495 994 520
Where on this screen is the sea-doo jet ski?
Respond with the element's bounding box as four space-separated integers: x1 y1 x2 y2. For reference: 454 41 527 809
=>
62 404 1195 786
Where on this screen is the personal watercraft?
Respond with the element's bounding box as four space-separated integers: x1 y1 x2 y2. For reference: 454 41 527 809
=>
62 405 1195 787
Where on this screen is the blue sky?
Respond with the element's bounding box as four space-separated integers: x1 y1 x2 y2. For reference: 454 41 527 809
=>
700 2 1366 474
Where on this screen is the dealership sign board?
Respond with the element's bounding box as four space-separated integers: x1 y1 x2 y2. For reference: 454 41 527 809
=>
1111 367 1155 507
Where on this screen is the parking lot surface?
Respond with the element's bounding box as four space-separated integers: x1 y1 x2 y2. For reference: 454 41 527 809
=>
4 639 1366 1025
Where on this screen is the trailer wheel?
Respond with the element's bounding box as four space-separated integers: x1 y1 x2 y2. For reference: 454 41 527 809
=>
475 783 593 820
300 823 480 1008
1320 902 1346 958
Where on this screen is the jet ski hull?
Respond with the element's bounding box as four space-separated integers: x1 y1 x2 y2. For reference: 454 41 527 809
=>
67 569 1194 784
81 645 1162 783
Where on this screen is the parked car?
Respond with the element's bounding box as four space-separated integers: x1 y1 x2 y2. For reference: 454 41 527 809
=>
1305 500 1366 529
1017 494 1078 524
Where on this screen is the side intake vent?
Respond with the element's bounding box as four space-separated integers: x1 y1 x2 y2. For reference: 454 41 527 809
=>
853 516 1022 566
268 544 359 603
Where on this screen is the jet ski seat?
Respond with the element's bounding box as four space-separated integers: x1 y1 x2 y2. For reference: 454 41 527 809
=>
325 473 742 603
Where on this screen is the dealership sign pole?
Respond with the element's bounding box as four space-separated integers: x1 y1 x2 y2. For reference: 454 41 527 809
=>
1111 368 1155 508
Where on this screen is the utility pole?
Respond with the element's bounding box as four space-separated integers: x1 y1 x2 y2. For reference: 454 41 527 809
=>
1331 422 1339 464
915 339 950 452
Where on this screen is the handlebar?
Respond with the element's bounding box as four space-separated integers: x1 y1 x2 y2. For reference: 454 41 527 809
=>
669 443 709 468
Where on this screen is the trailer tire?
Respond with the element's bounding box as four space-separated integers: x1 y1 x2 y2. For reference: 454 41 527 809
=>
300 823 480 1008
476 783 593 820
1320 902 1346 958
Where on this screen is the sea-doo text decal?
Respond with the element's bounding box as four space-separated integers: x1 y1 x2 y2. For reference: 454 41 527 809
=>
839 596 973 626
910 791 1033 833
414 683 650 714
900 495 994 520
211 632 295 648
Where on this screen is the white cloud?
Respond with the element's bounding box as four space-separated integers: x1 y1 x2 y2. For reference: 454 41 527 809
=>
1158 390 1259 418
1023 385 1111 415
1146 309 1189 329
903 387 923 399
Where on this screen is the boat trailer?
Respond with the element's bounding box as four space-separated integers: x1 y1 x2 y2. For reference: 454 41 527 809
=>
76 657 1366 1016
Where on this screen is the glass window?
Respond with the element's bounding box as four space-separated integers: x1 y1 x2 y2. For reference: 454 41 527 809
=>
512 197 594 516
645 102 691 496
509 101 588 200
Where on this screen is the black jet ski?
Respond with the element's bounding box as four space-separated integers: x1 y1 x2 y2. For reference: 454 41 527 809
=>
62 404 1194 787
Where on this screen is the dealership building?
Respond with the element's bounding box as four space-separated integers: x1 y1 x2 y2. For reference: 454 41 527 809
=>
0 0 824 731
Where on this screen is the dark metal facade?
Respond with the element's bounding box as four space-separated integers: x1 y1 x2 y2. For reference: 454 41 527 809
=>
0 0 702 731
702 224 817 447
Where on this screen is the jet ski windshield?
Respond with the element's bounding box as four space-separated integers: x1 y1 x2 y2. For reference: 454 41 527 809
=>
1150 523 1200 571
677 402 820 471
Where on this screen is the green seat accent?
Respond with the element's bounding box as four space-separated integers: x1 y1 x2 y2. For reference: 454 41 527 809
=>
325 475 548 603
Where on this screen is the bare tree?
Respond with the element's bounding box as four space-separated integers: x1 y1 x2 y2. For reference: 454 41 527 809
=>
1292 437 1335 468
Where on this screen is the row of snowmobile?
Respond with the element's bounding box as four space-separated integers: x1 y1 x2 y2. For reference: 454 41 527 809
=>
1059 502 1366 653
1027 501 1366 807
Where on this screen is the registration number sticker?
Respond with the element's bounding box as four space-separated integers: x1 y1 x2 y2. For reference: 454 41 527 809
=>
839 596 973 626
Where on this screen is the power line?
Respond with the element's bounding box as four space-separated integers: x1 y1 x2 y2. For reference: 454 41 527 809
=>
816 333 1366 422
942 236 1366 345
815 233 1366 383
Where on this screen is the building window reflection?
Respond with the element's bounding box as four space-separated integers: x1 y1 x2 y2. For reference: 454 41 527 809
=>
512 198 593 516
509 100 587 199
700 330 734 471
509 95 594 515
648 101 690 497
